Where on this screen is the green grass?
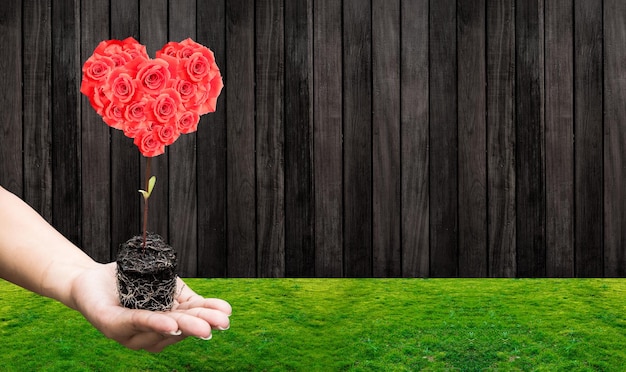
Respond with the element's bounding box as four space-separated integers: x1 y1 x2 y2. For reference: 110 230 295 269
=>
1 278 626 371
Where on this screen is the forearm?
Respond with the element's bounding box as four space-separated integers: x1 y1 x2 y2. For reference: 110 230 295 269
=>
0 186 97 309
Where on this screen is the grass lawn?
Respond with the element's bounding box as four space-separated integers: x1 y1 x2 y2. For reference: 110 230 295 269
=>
1 278 626 371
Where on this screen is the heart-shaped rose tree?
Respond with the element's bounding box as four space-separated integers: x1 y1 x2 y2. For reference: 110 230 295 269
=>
81 37 223 311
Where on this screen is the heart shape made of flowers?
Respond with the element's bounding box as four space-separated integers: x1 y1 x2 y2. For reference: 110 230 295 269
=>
80 37 223 157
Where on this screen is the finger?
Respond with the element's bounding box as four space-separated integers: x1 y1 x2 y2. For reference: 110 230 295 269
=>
165 311 214 339
179 307 231 331
116 310 180 336
175 298 233 315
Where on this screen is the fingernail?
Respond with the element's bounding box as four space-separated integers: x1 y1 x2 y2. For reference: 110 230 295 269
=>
168 330 182 336
199 334 212 341
216 325 230 331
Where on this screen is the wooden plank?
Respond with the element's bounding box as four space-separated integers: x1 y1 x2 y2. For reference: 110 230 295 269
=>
51 0 81 246
604 0 626 277
256 0 285 277
0 0 23 197
343 0 372 277
429 0 457 277
168 0 198 277
515 0 545 277
226 0 256 277
23 0 51 219
313 0 343 278
574 0 603 277
197 0 227 277
487 0 516 277
401 0 429 278
372 0 401 277
284 0 314 277
80 0 110 262
139 0 169 244
110 0 140 259
457 0 487 277
544 0 574 277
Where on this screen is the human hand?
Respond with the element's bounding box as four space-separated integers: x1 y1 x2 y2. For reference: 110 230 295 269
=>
69 262 231 352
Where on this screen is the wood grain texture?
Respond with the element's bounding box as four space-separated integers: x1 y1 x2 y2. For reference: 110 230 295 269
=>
313 0 343 278
544 0 574 277
5 0 626 278
168 0 198 277
429 0 457 277
0 0 23 197
226 0 256 277
197 0 227 277
23 0 51 220
604 0 626 277
515 0 545 277
401 0 429 278
574 0 603 277
487 0 516 277
80 0 110 262
372 0 401 277
110 0 140 259
51 0 81 246
343 0 372 277
256 0 285 278
457 0 487 277
284 0 314 277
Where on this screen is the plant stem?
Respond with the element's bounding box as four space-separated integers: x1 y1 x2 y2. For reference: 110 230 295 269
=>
142 157 152 251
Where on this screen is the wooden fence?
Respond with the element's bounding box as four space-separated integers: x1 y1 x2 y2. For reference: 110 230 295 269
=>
1 0 625 277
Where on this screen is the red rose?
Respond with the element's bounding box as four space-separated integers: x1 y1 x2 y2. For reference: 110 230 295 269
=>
124 98 148 123
103 102 126 130
135 58 173 95
153 122 180 145
85 85 111 116
173 78 197 104
147 88 182 124
105 68 137 104
185 53 212 83
157 42 181 58
123 120 147 139
134 126 165 157
177 111 200 134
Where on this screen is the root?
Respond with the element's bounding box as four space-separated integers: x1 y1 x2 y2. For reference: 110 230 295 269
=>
116 233 178 311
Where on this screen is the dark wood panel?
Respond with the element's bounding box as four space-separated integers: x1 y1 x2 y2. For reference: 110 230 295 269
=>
51 0 81 246
6 0 626 278
256 0 285 278
457 0 487 277
544 0 574 277
313 0 343 278
574 0 603 277
515 0 545 277
372 0 401 277
0 1 23 197
226 0 256 277
197 0 227 277
168 0 198 277
80 0 110 262
429 0 457 277
401 0 429 278
487 0 516 277
110 0 140 259
139 0 169 243
23 0 51 220
604 0 626 277
343 0 372 277
284 0 314 277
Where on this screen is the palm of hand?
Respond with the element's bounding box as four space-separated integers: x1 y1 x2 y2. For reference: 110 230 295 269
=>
71 263 231 352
